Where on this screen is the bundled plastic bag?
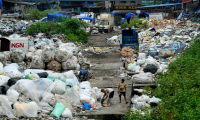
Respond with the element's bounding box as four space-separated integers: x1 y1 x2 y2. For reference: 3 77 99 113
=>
0 62 4 74
30 55 45 69
127 63 136 71
138 53 146 59
51 80 66 95
11 80 40 103
28 74 40 80
23 69 54 75
3 51 11 61
61 88 82 107
159 50 174 58
6 89 19 101
62 59 77 70
55 49 71 62
55 95 73 111
41 92 56 107
0 52 6 65
133 65 141 72
10 49 25 63
134 102 150 110
80 81 91 89
48 73 65 82
16 61 27 70
14 102 40 117
80 93 91 103
136 59 145 66
0 95 15 118
29 46 36 52
34 49 43 57
131 72 153 83
120 47 134 57
64 70 79 87
4 63 23 78
7 77 21 86
25 52 34 61
148 96 161 106
42 47 55 62
0 85 10 94
37 72 48 78
47 61 62 71
62 108 72 119
143 64 158 74
50 102 65 118
0 75 10 86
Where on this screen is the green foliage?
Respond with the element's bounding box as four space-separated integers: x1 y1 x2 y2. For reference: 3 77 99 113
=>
24 9 55 20
26 18 89 44
123 35 200 120
121 18 148 29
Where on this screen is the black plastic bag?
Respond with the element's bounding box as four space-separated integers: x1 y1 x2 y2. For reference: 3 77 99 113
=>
0 85 10 95
143 64 158 74
37 72 48 78
7 77 22 86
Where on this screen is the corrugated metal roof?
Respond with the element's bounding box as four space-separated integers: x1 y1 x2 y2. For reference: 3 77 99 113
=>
138 3 182 8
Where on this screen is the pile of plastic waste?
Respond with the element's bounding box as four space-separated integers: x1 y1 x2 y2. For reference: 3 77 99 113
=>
0 65 104 119
84 47 120 54
118 19 200 112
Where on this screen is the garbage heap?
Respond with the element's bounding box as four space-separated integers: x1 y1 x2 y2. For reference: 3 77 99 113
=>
0 64 104 119
120 19 200 112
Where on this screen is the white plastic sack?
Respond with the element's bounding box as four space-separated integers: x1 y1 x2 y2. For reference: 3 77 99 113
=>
134 102 150 110
0 95 15 118
62 108 72 119
0 52 6 65
80 93 91 103
3 51 11 61
148 96 161 105
35 49 43 57
145 56 158 66
23 69 54 75
138 53 146 59
127 63 136 71
29 74 40 80
131 72 153 83
29 46 36 52
64 71 79 87
62 59 77 70
30 55 45 69
42 47 55 62
6 89 19 101
48 73 65 82
51 80 66 95
0 62 3 74
79 81 91 89
14 102 40 117
4 63 23 78
136 59 145 66
55 49 71 62
10 49 25 63
26 52 34 61
133 65 141 72
41 92 56 107
0 75 10 86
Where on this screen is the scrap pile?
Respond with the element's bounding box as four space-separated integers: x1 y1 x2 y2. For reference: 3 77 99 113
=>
0 19 106 119
119 19 200 111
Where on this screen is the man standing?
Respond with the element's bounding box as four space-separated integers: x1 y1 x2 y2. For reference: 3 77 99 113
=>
118 79 128 104
101 88 114 107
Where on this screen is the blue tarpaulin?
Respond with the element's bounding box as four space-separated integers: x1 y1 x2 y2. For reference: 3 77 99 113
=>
137 12 149 18
80 17 93 22
47 13 68 22
120 18 126 23
112 12 118 16
126 13 134 19
58 11 71 14
0 0 2 9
